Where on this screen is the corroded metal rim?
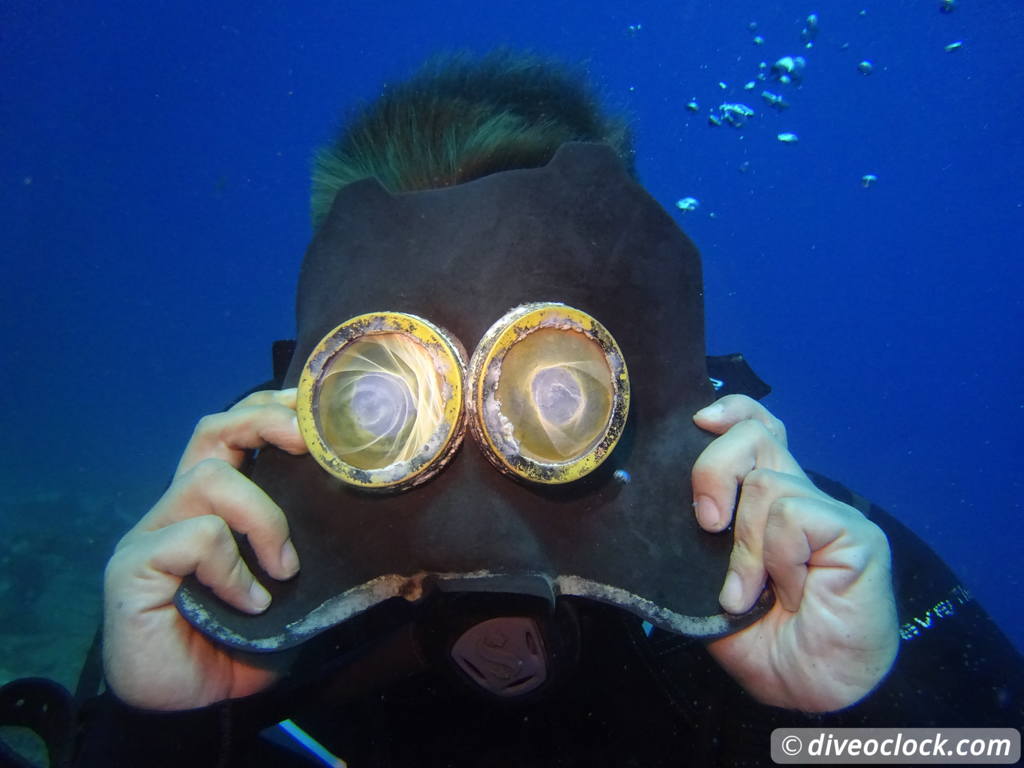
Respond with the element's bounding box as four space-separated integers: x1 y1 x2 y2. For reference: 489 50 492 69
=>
467 302 630 484
297 312 466 491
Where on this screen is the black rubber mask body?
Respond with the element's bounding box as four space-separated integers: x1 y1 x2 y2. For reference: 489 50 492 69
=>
177 143 770 650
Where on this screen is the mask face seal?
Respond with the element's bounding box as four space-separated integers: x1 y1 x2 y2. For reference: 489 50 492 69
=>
468 303 629 484
297 312 466 491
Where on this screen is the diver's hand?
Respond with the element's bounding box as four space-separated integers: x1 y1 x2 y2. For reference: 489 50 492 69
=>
692 395 899 713
102 389 307 711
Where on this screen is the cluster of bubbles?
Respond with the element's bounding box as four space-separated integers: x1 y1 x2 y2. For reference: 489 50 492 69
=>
665 4 965 214
693 16 818 146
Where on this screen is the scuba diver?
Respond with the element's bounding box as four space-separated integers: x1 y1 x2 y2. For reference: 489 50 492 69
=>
2 51 1022 768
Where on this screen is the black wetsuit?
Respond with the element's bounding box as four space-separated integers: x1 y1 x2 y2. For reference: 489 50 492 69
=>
67 472 1023 768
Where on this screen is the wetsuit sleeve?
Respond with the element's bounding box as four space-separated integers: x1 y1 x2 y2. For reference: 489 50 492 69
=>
807 471 1024 727
73 686 296 768
74 692 233 767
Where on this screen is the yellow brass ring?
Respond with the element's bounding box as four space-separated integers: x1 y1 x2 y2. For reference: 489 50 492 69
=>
467 303 630 484
297 312 466 491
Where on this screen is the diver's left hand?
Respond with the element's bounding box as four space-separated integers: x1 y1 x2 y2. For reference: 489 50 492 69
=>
692 395 899 713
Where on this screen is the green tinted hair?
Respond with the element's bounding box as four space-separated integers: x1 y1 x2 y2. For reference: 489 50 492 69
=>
310 50 634 229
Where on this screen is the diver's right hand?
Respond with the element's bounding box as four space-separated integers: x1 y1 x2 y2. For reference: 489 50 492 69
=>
102 389 308 711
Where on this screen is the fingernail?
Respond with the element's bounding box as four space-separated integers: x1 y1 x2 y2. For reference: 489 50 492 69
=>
695 495 720 529
695 403 724 421
720 570 743 614
280 539 300 578
249 581 272 612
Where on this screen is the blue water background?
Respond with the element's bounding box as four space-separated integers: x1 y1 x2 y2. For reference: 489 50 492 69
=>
2 0 1021 672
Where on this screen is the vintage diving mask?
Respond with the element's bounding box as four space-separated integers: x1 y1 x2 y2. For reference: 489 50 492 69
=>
176 142 772 654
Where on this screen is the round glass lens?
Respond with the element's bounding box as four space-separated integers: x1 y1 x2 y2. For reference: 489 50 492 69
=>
317 333 444 470
495 327 613 463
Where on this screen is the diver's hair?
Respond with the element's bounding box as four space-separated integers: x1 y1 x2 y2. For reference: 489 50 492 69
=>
310 50 634 229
